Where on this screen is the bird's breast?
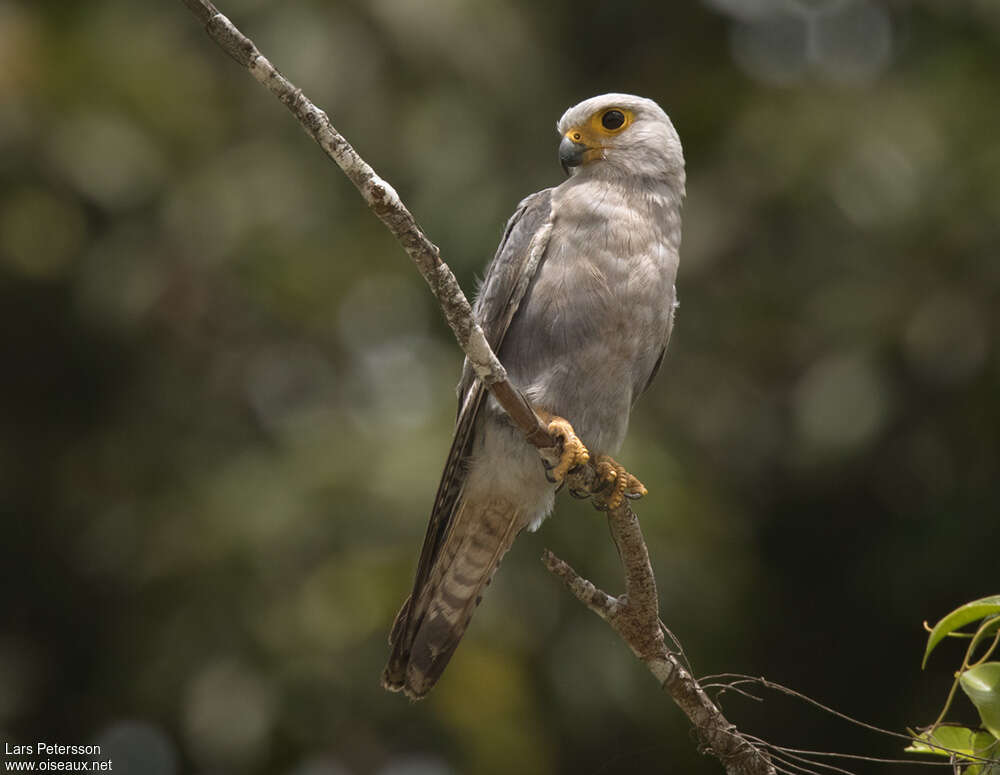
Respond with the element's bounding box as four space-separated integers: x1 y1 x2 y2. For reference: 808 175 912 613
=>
499 179 680 452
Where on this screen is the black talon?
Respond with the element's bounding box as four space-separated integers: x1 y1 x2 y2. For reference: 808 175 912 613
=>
624 491 643 500
569 488 591 499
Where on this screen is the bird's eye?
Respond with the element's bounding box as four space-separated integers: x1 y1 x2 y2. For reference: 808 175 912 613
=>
601 110 626 131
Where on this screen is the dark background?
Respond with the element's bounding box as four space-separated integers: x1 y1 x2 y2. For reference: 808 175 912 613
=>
1 0 997 772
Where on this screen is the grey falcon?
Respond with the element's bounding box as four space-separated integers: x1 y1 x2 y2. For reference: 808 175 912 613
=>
382 93 685 700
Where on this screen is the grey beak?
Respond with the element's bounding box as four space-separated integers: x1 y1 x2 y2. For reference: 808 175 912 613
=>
559 136 587 175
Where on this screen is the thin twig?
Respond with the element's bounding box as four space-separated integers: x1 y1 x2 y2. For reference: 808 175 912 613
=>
698 674 1000 768
697 675 920 744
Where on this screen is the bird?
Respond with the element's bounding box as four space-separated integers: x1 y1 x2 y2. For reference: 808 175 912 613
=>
382 93 685 700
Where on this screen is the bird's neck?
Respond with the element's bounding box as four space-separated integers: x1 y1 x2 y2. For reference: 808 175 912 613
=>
558 171 684 250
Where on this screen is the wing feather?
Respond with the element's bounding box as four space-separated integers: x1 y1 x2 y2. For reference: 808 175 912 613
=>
383 189 554 686
635 288 678 402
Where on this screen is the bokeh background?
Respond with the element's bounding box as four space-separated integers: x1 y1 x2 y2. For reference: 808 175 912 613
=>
1 0 998 772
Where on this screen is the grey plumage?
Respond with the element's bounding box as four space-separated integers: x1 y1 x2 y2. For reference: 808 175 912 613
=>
383 94 685 699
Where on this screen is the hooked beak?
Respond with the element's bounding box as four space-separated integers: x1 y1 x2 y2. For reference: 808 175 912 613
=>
559 135 588 176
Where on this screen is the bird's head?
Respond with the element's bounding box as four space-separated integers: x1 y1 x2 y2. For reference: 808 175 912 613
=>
556 93 684 186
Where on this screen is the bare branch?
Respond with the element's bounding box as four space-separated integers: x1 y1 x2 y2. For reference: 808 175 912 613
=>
179 3 775 773
178 0 555 449
546 502 777 775
542 550 619 621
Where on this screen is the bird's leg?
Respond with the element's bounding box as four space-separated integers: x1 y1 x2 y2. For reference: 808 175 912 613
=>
535 409 590 487
532 412 646 507
590 455 648 511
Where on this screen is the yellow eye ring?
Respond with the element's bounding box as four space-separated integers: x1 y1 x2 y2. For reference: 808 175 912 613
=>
591 107 633 135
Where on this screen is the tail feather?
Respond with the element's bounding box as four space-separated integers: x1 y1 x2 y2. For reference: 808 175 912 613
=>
382 497 520 699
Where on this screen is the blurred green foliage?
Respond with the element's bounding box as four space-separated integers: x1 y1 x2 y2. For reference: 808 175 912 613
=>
1 0 999 773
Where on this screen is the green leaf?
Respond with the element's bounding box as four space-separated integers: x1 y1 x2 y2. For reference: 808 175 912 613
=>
962 663 1000 738
924 596 1000 667
969 741 1000 775
906 725 996 759
970 618 1000 662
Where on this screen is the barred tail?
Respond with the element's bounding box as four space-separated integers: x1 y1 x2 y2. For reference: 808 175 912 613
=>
382 497 521 700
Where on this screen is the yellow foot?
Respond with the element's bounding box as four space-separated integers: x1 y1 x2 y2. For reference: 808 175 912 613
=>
592 455 647 511
539 414 590 486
